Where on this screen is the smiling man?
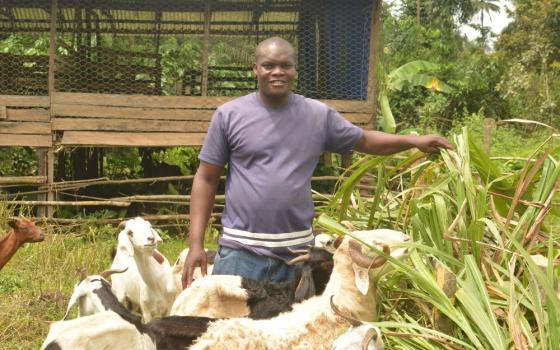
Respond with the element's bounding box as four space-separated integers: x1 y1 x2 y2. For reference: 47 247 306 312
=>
182 37 451 287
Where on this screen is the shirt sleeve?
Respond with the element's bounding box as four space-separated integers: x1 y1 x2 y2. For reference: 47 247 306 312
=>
323 107 364 154
199 108 230 166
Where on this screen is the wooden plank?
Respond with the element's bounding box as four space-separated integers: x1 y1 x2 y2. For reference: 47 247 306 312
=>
0 134 51 147
0 95 50 107
0 106 6 120
7 108 50 122
341 113 373 124
52 92 233 109
321 100 373 113
48 0 58 95
51 104 214 121
52 118 209 132
0 121 51 134
61 131 206 146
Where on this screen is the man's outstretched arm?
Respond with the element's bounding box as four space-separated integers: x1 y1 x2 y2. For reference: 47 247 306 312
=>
354 130 452 155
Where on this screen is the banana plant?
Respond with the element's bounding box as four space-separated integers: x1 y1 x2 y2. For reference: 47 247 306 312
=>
379 60 452 133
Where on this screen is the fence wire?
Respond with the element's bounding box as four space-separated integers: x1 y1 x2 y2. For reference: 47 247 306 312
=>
0 0 375 100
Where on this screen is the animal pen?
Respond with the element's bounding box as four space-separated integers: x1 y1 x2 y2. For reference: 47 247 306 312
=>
0 0 381 225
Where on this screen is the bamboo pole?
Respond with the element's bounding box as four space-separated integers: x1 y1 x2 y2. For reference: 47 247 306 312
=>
4 200 130 207
0 176 47 185
365 0 382 130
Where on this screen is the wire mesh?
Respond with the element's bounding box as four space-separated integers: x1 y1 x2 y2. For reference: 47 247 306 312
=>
0 0 375 100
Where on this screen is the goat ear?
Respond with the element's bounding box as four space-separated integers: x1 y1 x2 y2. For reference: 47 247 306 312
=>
62 283 82 320
152 229 163 244
7 219 18 229
118 230 134 257
352 265 370 295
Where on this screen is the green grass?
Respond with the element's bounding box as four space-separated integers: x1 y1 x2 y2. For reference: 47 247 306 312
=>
0 223 190 349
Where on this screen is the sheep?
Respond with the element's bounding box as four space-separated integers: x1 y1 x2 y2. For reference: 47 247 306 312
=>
0 217 44 271
170 245 334 319
171 248 216 294
188 229 410 350
62 267 129 319
110 217 176 322
330 296 384 350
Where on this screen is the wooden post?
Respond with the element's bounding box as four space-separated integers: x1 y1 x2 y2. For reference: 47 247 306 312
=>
36 149 47 217
201 2 211 97
47 0 58 218
366 0 382 130
483 118 494 154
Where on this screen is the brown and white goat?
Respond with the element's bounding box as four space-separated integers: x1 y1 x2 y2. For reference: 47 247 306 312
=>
0 218 44 271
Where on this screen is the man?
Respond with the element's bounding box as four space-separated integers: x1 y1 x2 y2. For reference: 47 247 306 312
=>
182 37 451 288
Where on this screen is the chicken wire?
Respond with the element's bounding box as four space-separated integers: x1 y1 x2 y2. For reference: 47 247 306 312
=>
0 0 375 100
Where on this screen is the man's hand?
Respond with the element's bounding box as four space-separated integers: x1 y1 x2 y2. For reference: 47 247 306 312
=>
181 245 208 289
414 135 453 153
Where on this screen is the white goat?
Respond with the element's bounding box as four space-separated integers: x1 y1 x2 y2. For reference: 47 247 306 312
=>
188 229 410 350
62 268 128 319
110 217 176 322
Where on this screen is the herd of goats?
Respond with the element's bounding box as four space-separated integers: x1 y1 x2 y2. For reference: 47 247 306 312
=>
1 217 411 350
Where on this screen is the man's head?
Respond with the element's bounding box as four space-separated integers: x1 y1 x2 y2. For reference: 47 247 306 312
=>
253 37 296 106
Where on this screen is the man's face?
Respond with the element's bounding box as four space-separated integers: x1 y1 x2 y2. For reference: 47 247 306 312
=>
253 44 296 100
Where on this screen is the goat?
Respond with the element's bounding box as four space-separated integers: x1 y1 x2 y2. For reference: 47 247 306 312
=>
0 218 44 271
171 248 216 294
110 217 176 321
62 267 129 319
188 229 410 350
170 245 334 319
330 296 384 350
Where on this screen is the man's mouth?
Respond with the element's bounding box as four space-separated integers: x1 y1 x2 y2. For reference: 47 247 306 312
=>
270 80 286 86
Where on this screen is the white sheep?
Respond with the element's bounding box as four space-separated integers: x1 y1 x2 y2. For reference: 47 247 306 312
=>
110 217 176 322
62 267 128 319
188 229 410 350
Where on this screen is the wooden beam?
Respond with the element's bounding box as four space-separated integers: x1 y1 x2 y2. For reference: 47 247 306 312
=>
0 134 52 147
0 106 6 120
0 95 50 107
4 200 130 207
48 0 58 95
0 121 51 134
60 131 206 146
321 100 373 114
366 0 382 130
51 92 233 109
201 1 211 96
52 118 209 132
36 149 47 217
46 148 55 217
0 176 47 185
51 104 214 120
7 108 50 122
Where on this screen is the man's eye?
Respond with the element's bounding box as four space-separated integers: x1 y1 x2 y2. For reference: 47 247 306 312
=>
282 64 294 69
262 64 274 69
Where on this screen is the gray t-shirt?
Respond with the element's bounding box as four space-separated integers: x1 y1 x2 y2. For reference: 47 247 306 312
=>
199 92 363 258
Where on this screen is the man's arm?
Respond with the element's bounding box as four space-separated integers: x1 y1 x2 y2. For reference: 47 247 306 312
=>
182 160 224 288
353 130 452 155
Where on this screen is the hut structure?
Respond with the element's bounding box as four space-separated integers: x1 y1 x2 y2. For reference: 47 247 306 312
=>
0 0 381 219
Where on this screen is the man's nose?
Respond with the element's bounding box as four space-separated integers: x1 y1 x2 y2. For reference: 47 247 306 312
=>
271 66 284 75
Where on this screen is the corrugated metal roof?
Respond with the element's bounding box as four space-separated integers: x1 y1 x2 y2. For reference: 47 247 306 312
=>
0 0 301 35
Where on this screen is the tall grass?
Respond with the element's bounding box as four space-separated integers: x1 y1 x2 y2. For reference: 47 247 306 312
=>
319 123 559 349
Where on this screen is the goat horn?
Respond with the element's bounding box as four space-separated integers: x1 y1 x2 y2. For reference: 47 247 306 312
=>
330 295 362 327
349 241 389 269
99 267 128 279
117 220 127 229
287 247 309 255
287 254 310 265
361 327 379 350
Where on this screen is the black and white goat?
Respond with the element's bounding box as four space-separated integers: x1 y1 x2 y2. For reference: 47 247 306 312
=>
62 268 128 319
